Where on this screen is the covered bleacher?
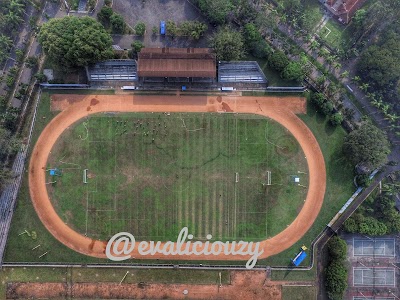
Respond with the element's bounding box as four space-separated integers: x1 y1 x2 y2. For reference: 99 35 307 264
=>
218 61 267 84
87 60 138 81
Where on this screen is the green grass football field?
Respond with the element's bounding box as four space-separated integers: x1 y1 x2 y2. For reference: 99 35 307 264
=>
46 112 308 242
5 91 354 267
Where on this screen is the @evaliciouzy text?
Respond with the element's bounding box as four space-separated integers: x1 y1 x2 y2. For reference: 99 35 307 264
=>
105 227 264 269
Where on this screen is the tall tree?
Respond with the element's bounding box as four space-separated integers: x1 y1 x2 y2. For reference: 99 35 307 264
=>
343 121 391 168
0 34 12 50
97 5 113 24
281 61 304 82
197 0 233 25
6 11 23 30
209 27 245 61
38 16 113 68
269 50 289 73
110 13 125 34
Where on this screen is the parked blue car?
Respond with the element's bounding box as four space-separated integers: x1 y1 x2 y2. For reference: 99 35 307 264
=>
160 21 166 35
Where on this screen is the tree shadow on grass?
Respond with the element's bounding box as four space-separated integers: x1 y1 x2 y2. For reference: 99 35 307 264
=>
315 111 326 125
324 121 337 136
327 147 353 186
281 261 297 279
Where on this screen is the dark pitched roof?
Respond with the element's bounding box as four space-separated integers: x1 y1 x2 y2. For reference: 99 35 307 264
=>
324 0 367 23
137 48 216 78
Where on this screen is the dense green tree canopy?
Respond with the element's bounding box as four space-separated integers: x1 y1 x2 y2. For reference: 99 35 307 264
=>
281 61 304 82
197 0 233 25
327 236 347 261
209 27 245 61
343 121 391 168
329 112 343 126
97 5 113 24
325 261 348 300
134 22 146 36
38 16 113 68
130 40 144 58
269 50 289 73
357 30 400 91
110 13 125 34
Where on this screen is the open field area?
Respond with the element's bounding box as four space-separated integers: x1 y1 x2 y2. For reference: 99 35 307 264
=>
47 112 308 242
318 19 351 50
4 91 353 269
0 267 233 299
282 285 316 300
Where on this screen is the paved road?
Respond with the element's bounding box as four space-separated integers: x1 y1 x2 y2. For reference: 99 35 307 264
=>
0 3 36 98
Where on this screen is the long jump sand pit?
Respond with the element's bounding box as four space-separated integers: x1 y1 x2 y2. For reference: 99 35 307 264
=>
29 94 326 263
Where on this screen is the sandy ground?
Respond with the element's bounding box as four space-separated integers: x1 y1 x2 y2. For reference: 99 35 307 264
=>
7 271 285 299
29 94 326 262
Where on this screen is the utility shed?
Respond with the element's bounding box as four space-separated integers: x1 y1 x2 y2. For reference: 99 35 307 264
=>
137 48 216 79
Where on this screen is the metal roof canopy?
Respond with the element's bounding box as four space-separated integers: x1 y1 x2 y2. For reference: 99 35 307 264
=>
88 60 138 81
218 61 267 83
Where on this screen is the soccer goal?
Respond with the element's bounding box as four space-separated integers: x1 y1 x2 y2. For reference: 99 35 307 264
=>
83 169 88 184
266 171 271 186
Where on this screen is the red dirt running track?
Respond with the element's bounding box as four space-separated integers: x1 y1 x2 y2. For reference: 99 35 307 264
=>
29 94 326 263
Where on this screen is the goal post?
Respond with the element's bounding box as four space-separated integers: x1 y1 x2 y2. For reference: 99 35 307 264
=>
266 171 271 186
83 169 88 184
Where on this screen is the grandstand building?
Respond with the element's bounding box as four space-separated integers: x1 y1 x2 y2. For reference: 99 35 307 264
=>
86 47 269 89
138 47 216 83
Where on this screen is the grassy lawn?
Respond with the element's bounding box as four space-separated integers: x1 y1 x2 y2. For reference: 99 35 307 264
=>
47 112 307 242
274 0 323 31
302 0 324 31
271 268 315 281
5 91 354 269
282 285 316 300
0 267 229 298
71 268 230 284
318 19 351 50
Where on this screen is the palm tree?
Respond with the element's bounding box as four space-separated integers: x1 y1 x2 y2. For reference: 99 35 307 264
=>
381 103 390 114
382 183 400 195
6 11 23 31
340 70 349 78
0 34 13 50
359 83 369 92
334 62 342 70
9 0 25 15
385 113 399 124
309 40 319 51
352 75 361 83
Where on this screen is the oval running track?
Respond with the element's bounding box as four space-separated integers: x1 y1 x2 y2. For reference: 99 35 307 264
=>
29 94 326 262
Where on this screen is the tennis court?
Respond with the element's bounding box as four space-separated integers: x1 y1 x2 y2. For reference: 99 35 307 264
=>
353 267 396 287
353 238 396 257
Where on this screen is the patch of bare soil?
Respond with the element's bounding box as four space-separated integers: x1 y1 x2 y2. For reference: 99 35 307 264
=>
7 282 66 299
6 271 282 300
51 94 90 111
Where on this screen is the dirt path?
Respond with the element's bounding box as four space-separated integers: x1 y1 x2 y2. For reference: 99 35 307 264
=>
29 94 326 262
7 271 283 299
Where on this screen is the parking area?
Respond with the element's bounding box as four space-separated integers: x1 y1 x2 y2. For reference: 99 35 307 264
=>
112 0 212 48
353 238 396 257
